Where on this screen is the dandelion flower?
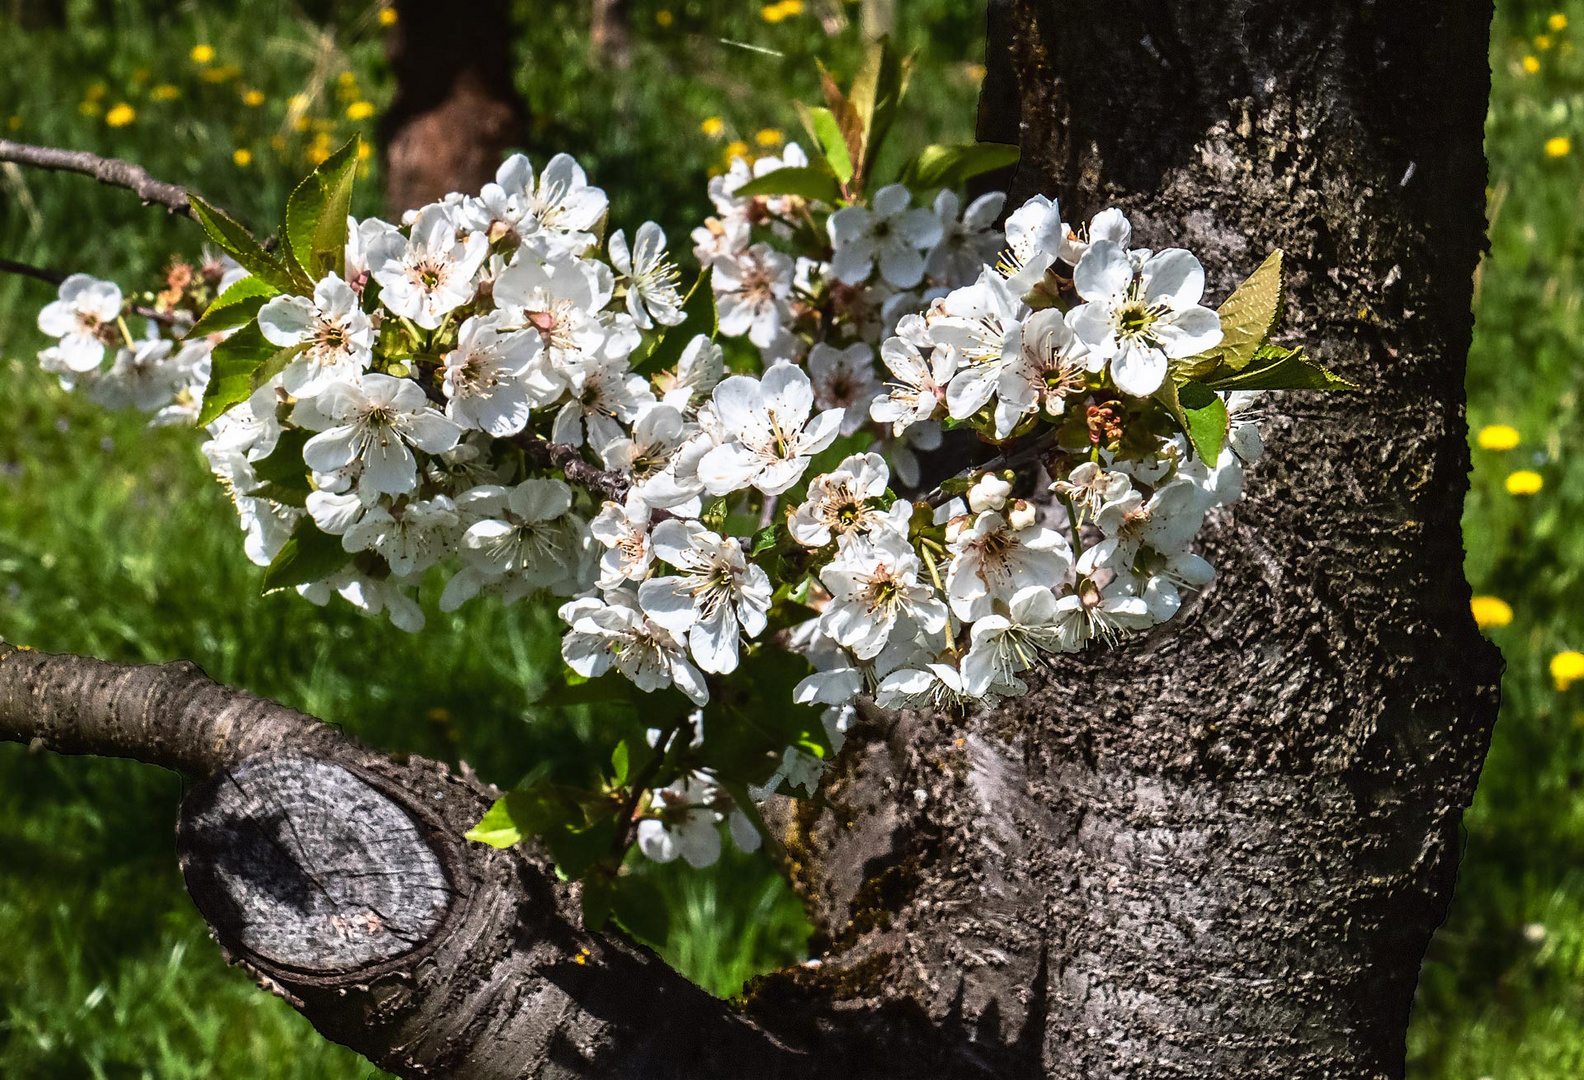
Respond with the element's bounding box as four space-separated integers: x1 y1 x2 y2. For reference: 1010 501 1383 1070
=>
701 116 724 138
725 139 750 162
152 84 181 101
1545 649 1584 690
1551 13 1569 31
378 6 398 25
656 9 674 27
1470 596 1513 630
104 103 136 127
1547 135 1572 157
1523 54 1542 73
755 128 783 147
346 101 375 121
233 148 252 167
1553 651 1584 691
1477 424 1520 450
242 89 265 107
191 44 215 64
1506 469 1544 495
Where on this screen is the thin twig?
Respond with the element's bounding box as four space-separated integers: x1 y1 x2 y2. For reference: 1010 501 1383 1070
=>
0 138 194 219
0 257 180 326
921 428 1061 506
514 433 632 503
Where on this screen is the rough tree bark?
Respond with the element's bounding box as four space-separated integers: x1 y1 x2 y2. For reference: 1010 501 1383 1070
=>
379 0 528 213
0 2 1499 1078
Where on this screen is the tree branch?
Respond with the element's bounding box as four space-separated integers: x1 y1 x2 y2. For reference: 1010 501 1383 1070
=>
0 642 343 775
515 432 632 502
0 257 181 325
0 137 194 219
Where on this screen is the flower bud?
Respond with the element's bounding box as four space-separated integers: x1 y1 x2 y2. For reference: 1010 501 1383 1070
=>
1007 499 1036 530
968 473 1012 513
944 514 970 544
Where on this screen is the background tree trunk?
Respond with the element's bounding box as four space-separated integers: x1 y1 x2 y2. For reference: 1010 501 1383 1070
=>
0 2 1501 1078
379 0 528 214
760 2 1504 1078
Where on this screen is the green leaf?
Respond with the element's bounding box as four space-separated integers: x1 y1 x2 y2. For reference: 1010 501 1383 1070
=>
189 195 299 294
186 276 279 338
634 268 716 377
1203 344 1357 392
846 38 912 188
260 520 348 593
284 138 359 283
197 323 271 425
247 428 312 485
1183 250 1285 374
901 142 1020 191
1177 380 1229 463
750 524 781 556
465 797 528 848
732 166 844 205
793 102 853 185
611 874 670 945
610 741 631 786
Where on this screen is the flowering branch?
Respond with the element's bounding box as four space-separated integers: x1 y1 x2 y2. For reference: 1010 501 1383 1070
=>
515 432 632 503
0 257 180 326
0 137 195 219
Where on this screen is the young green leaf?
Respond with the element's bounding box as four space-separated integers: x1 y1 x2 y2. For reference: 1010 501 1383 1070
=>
847 38 913 188
284 138 359 284
1176 380 1229 463
1203 344 1357 391
466 796 527 848
610 874 670 945
260 521 348 593
732 166 845 205
1184 250 1286 374
188 195 299 294
901 142 1020 191
793 101 854 185
185 275 280 338
196 322 273 425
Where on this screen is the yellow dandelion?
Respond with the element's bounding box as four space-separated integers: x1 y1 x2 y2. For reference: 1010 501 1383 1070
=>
346 100 376 121
242 89 265 107
1553 651 1584 692
357 142 373 161
1551 13 1569 31
151 83 181 101
701 116 724 137
190 44 215 64
1506 469 1544 495
378 6 398 26
104 103 136 127
292 115 312 132
761 0 802 22
1477 424 1521 450
725 139 750 161
308 145 330 165
781 0 804 13
202 64 239 83
755 127 783 147
1523 54 1542 73
656 8 674 26
1470 596 1513 630
233 148 252 166
1547 135 1573 157
1538 33 1555 49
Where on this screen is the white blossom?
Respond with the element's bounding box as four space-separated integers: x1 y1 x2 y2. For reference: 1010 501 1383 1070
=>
819 528 947 660
960 585 1065 695
609 221 684 329
37 273 121 373
341 495 460 576
1069 243 1223 397
560 589 709 706
992 307 1089 438
637 519 771 674
871 314 954 435
440 312 555 436
590 491 655 588
699 364 843 496
477 153 609 257
373 204 489 329
928 269 1028 419
946 510 1072 621
258 273 374 397
550 352 656 452
655 334 724 415
714 243 794 349
299 374 462 496
927 190 1006 286
452 478 591 597
807 342 880 436
789 452 905 548
636 778 721 867
1051 577 1151 650
827 184 943 288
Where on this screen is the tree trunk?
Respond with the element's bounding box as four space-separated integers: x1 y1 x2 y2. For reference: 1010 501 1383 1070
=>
763 2 1503 1078
0 2 1499 1078
379 0 528 214
590 0 632 69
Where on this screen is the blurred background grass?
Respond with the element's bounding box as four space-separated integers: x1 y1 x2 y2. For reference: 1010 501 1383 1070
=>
0 0 1575 1076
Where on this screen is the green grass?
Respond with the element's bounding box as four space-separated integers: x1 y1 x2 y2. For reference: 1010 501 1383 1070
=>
0 0 1580 1076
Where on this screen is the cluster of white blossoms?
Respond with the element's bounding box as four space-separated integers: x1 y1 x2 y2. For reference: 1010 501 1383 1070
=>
30 131 1303 875
33 268 233 425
